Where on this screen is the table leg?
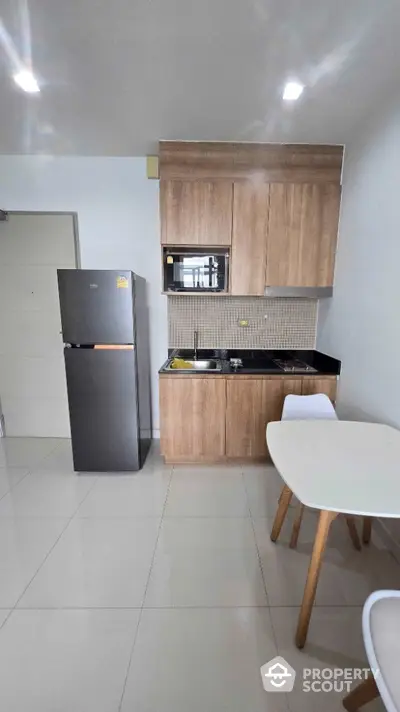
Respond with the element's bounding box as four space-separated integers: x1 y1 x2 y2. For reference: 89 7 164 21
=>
362 517 373 545
290 504 305 549
342 673 379 711
295 509 337 649
270 485 293 543
345 516 362 551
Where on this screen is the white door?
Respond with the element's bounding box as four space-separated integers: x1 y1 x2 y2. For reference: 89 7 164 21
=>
0 213 76 436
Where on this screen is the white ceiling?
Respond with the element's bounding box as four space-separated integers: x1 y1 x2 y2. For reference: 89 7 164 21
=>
0 0 400 156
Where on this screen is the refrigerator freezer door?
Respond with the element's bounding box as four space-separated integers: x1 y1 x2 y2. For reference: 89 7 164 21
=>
58 270 134 344
64 348 140 471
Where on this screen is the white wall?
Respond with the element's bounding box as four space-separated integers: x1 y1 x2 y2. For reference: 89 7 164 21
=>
0 156 167 434
317 99 400 543
318 99 400 425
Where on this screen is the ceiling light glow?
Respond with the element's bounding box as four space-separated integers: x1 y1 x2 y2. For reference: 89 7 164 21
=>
283 81 304 101
13 69 40 93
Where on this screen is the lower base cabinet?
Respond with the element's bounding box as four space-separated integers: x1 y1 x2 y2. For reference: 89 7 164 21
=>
160 375 337 462
159 376 226 461
225 376 336 458
302 376 337 401
225 378 300 457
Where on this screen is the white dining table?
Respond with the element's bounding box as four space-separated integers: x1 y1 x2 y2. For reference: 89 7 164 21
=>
266 420 400 649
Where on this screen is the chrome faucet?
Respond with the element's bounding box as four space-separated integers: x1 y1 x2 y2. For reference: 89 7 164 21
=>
194 330 198 361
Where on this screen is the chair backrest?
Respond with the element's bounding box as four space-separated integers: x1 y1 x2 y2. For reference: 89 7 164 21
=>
362 590 400 712
282 393 338 421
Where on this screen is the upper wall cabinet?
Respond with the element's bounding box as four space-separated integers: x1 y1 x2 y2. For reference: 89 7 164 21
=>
160 180 233 246
265 183 341 288
231 183 270 296
158 142 343 292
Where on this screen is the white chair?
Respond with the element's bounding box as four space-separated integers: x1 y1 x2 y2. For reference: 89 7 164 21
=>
282 393 338 422
280 393 361 550
343 590 400 712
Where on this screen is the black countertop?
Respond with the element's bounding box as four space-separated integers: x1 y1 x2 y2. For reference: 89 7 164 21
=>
159 349 341 376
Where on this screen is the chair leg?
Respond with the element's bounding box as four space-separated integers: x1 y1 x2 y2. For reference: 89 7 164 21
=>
362 517 373 545
342 673 379 711
270 485 293 543
290 504 305 549
296 509 337 648
345 516 362 551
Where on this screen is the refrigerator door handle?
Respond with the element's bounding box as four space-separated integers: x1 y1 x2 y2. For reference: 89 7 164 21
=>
93 344 134 350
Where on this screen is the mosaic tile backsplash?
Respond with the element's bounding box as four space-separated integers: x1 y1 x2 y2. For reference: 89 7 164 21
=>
168 296 318 349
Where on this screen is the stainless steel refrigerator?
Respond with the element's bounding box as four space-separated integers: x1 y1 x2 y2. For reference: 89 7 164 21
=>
57 269 152 472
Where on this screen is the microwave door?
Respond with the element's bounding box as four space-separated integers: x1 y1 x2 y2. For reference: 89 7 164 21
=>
164 250 228 292
177 255 206 290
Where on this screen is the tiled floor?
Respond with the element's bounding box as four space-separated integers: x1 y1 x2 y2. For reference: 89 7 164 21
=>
0 437 394 711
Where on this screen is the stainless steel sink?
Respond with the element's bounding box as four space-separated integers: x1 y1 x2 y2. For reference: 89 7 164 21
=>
166 359 222 372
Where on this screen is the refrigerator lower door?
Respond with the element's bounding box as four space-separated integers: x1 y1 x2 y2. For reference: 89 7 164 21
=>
64 348 140 472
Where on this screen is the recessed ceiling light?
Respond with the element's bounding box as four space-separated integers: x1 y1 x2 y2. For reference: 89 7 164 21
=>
13 69 40 93
283 81 304 101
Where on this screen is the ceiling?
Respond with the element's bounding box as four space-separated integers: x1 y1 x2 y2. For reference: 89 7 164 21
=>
0 0 400 156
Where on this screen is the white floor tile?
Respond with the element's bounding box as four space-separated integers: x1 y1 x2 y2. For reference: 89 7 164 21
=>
141 445 173 477
140 458 173 477
0 467 29 499
0 437 60 468
270 607 384 712
165 470 249 517
0 439 394 712
244 465 290 518
0 611 10 628
144 517 268 607
121 608 287 712
19 517 160 608
253 512 400 606
0 609 139 712
0 517 69 607
77 473 170 517
30 440 74 473
0 472 97 517
172 463 244 475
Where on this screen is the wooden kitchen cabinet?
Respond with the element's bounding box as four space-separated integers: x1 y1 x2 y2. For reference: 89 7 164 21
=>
265 183 341 287
231 183 270 295
302 376 337 402
160 374 338 462
225 377 302 458
160 179 233 246
159 376 226 461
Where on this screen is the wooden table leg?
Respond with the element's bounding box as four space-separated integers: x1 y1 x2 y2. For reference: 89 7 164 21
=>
290 504 305 549
345 516 362 551
270 485 293 543
342 673 379 711
295 509 337 649
362 517 373 545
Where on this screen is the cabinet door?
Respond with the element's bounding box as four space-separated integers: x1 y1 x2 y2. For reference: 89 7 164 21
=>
160 180 233 245
231 183 269 295
302 377 337 403
225 378 284 458
159 377 226 460
282 378 303 400
266 183 340 287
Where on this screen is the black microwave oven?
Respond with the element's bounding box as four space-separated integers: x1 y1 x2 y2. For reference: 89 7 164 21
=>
163 247 229 293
